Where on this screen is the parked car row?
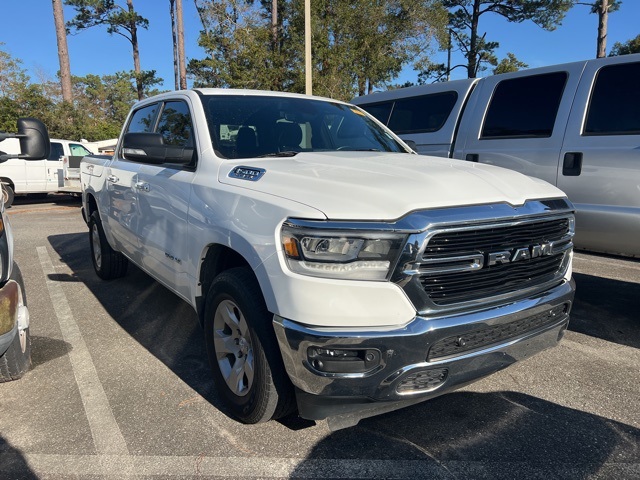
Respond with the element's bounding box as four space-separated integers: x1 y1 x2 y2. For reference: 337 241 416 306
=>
6 53 636 430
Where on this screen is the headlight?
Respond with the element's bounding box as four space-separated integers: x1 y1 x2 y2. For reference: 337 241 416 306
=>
281 223 406 281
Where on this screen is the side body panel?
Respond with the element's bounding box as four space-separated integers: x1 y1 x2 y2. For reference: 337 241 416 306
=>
557 55 640 256
452 62 586 185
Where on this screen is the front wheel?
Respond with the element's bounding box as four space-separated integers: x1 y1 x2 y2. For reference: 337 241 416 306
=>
204 267 295 424
88 211 128 280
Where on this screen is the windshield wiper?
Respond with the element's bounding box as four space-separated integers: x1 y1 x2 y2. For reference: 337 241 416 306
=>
257 151 299 158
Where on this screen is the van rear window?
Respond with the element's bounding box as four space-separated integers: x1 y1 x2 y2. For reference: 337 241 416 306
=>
359 92 458 134
361 102 393 125
481 72 567 139
388 92 458 134
584 62 640 136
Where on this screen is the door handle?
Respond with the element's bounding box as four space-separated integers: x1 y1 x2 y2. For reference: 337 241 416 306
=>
107 174 119 183
466 153 479 162
135 181 150 192
562 152 583 176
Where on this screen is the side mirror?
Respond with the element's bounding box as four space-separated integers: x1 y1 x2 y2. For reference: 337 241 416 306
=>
18 118 51 160
0 118 51 162
122 132 194 165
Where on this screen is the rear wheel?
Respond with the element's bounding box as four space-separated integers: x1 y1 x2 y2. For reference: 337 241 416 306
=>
88 211 128 280
2 184 14 208
0 276 31 382
204 267 295 423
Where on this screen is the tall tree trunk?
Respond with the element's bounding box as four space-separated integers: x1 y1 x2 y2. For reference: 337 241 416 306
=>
171 0 179 90
597 0 609 58
127 0 143 100
271 0 278 48
176 0 187 89
52 0 73 102
468 0 481 78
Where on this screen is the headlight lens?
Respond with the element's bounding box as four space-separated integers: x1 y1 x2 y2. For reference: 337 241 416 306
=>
281 223 406 280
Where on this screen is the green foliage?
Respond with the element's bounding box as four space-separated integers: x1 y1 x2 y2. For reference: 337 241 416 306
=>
65 0 149 37
583 0 621 15
190 0 447 101
0 45 144 140
0 43 30 98
493 52 529 74
65 0 159 99
609 34 640 56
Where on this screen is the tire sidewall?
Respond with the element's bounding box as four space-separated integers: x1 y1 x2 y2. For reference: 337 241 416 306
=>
204 269 278 423
89 211 108 278
2 185 14 209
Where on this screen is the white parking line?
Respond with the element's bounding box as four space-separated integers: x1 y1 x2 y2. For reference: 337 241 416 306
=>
37 246 132 467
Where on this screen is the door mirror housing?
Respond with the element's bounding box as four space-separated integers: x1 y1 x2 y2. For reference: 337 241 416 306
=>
122 132 194 165
0 118 51 162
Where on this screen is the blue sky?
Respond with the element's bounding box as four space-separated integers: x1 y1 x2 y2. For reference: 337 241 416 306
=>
1 1 639 91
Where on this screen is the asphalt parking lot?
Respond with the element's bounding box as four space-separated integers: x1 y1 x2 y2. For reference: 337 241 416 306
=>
1 195 639 479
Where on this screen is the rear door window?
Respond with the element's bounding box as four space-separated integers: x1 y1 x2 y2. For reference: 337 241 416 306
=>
584 62 640 136
481 72 568 138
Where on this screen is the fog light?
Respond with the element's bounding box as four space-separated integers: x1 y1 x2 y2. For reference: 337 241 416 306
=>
307 347 381 374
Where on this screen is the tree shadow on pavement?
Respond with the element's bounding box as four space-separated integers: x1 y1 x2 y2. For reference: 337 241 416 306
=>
570 272 640 349
46 232 226 415
0 436 38 479
290 390 640 479
45 231 640 479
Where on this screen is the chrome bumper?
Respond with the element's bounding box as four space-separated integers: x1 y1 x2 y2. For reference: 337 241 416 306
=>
273 279 575 421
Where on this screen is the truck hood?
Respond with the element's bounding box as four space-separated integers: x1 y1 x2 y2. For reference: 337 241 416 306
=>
218 152 565 220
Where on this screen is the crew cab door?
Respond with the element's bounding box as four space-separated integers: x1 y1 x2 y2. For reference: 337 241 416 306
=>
453 64 584 185
557 57 640 256
132 99 196 300
106 103 160 260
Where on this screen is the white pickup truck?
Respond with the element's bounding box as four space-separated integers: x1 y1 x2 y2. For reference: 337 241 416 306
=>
81 89 576 428
0 138 94 206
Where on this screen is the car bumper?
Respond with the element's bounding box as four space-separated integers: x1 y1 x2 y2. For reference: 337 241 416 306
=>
273 278 575 421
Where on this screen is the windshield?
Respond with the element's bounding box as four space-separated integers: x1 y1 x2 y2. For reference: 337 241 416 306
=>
202 94 407 159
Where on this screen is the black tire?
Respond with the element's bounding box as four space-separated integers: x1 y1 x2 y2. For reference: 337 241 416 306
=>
88 210 128 280
204 267 295 424
0 279 31 382
2 184 15 208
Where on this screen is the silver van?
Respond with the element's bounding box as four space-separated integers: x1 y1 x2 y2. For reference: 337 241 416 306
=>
353 54 640 258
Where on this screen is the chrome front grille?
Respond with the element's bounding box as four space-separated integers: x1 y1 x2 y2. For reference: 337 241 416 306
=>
419 217 572 306
423 218 570 257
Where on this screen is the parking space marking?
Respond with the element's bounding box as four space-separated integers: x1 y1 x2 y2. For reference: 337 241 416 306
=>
37 246 132 463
